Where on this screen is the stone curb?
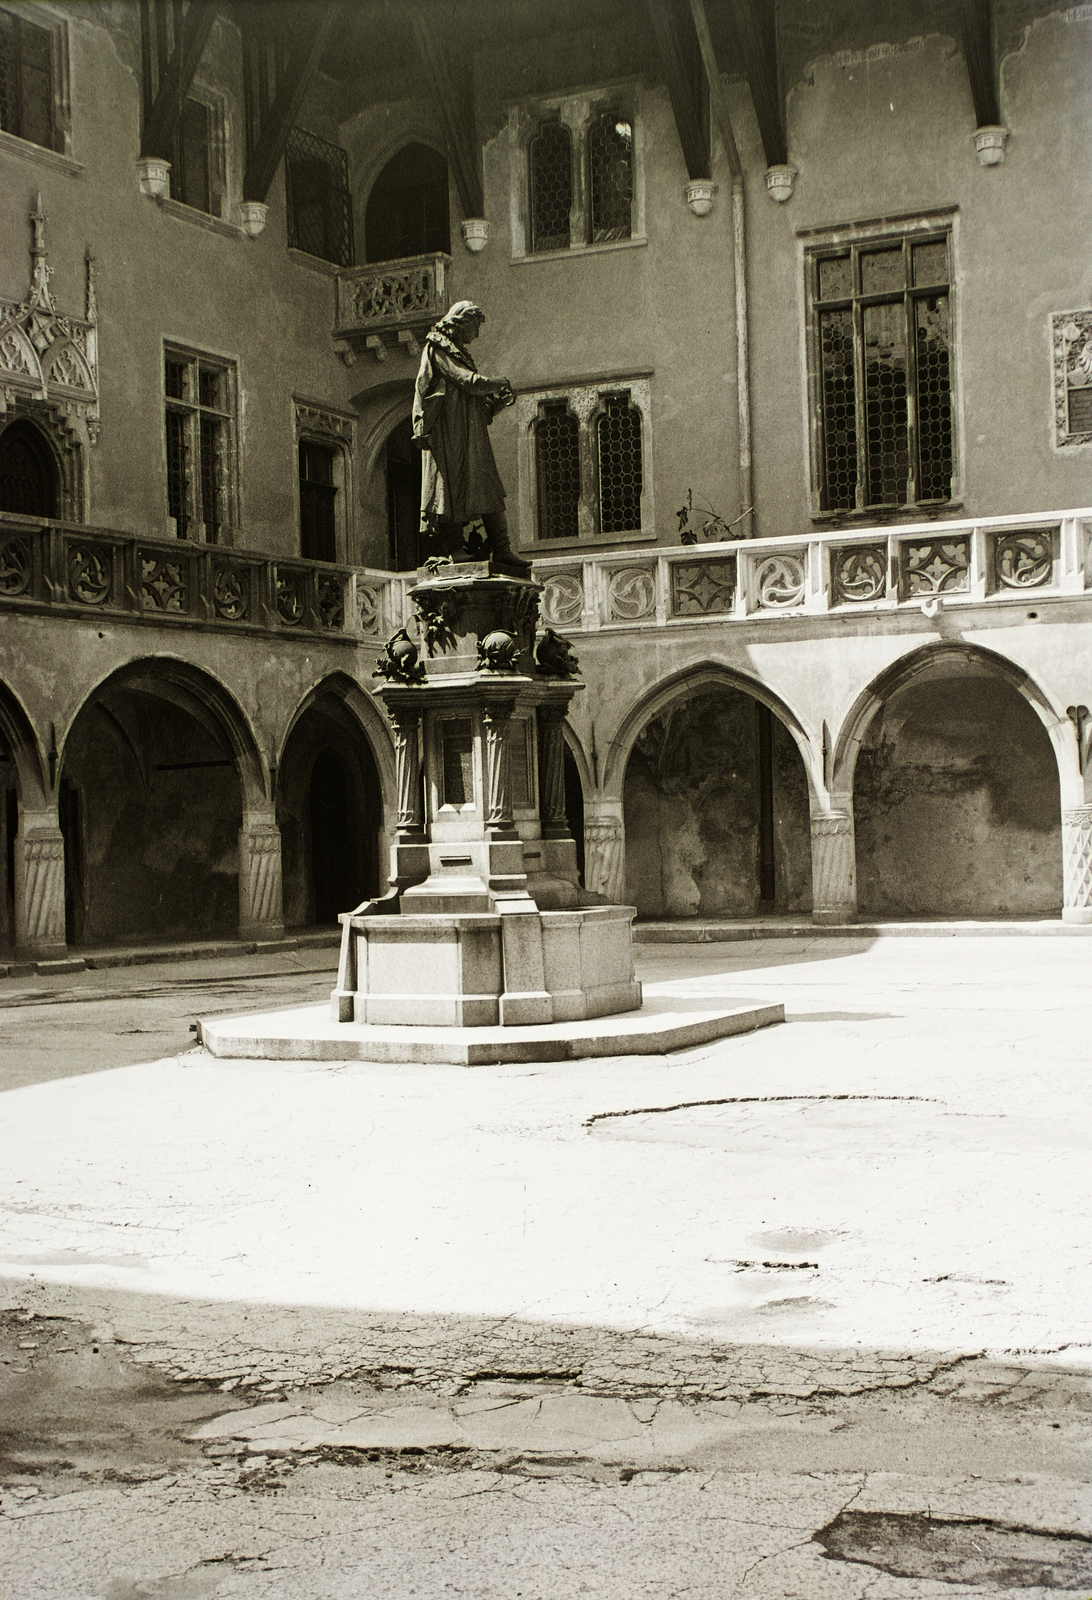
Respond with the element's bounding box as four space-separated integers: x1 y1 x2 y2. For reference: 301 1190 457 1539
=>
634 919 1092 942
0 930 341 983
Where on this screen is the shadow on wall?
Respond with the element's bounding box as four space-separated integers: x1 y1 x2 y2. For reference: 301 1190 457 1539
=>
854 673 1062 918
624 688 812 918
61 681 241 946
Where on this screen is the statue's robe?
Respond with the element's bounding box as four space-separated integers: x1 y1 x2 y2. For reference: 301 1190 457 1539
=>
412 330 508 528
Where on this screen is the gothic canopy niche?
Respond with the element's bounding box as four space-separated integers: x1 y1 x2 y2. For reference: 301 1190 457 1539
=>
0 192 100 517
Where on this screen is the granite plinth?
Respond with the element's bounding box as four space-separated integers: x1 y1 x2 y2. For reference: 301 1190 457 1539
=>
197 996 784 1065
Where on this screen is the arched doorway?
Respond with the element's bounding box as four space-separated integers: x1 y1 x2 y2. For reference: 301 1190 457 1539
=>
623 685 812 918
0 420 58 517
278 693 383 927
365 142 450 263
853 661 1062 917
60 670 247 946
385 415 421 571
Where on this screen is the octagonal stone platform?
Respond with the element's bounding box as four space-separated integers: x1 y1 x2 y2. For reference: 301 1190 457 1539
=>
197 995 784 1067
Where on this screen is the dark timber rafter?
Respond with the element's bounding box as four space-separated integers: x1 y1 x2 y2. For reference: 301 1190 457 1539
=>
956 0 1000 127
140 0 218 159
731 0 787 169
242 0 342 203
409 6 484 221
646 0 711 180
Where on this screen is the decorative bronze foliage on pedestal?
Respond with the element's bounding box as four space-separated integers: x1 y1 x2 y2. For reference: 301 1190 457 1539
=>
374 628 426 684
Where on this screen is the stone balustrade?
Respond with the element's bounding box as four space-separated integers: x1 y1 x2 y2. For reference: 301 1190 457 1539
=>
0 513 409 644
531 508 1092 634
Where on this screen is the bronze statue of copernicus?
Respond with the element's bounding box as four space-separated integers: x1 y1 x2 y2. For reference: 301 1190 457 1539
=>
411 300 531 576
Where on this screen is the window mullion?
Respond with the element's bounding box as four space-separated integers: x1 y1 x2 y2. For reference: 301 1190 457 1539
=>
851 270 867 512
904 290 920 505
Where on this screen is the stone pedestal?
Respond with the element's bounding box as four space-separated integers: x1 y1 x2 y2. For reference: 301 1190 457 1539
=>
333 562 641 1028
1062 807 1092 924
810 810 857 925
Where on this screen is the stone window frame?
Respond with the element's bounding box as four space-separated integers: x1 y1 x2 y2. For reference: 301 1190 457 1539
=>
0 1 73 163
514 372 655 554
293 398 356 564
799 206 965 525
1051 310 1092 449
507 83 647 264
162 342 240 544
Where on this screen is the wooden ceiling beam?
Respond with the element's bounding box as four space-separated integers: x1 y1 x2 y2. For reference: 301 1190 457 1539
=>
242 0 342 203
409 7 484 220
646 0 711 181
956 0 1000 126
731 0 786 169
140 0 218 159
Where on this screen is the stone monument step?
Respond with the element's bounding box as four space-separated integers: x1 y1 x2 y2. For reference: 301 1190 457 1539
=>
197 995 783 1066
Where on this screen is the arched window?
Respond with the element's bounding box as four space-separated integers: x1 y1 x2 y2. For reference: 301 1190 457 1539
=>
365 143 450 263
529 120 572 253
588 111 633 243
0 421 57 518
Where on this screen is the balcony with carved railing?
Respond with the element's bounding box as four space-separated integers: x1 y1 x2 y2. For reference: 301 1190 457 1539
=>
0 514 409 645
334 253 450 364
532 508 1092 635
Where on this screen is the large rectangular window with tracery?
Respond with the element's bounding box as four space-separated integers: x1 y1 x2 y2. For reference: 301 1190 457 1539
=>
517 93 640 260
163 347 237 542
807 225 954 514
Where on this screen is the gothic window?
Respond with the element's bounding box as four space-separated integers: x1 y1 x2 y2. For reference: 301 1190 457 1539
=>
384 415 422 571
808 228 954 513
298 440 337 563
164 348 236 542
365 142 449 264
588 111 633 243
522 380 650 547
286 128 354 267
0 420 57 517
534 401 580 540
529 119 572 253
0 8 59 151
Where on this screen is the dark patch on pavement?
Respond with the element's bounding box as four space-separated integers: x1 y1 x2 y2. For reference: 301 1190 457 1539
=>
816 1509 1092 1589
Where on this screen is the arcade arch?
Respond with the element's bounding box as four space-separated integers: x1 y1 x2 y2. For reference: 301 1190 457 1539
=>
58 661 265 947
277 679 388 927
841 647 1064 919
614 668 815 919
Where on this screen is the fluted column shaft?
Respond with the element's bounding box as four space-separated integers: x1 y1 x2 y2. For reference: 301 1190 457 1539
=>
810 809 857 924
584 807 625 903
1062 806 1092 924
238 815 284 939
14 821 66 956
481 702 518 838
389 705 424 838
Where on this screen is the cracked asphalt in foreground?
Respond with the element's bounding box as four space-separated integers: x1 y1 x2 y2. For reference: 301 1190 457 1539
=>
1 935 1091 1596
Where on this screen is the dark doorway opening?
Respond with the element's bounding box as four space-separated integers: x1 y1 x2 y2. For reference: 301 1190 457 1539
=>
385 416 422 571
365 142 450 263
0 420 58 517
299 439 338 563
310 749 353 925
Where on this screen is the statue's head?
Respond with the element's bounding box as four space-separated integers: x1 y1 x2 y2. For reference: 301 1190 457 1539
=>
437 300 485 343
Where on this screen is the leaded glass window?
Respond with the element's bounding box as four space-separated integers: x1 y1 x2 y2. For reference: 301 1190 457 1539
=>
164 349 235 542
534 402 580 540
597 394 642 534
286 127 354 267
529 119 572 253
588 111 633 243
810 231 953 512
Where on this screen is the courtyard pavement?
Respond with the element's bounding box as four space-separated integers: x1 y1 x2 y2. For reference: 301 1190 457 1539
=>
1 933 1090 1597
